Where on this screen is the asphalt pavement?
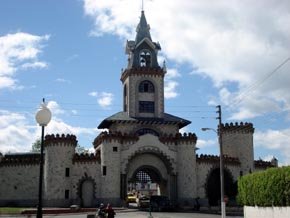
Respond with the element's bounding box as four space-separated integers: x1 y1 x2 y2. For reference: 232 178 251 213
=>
0 210 243 218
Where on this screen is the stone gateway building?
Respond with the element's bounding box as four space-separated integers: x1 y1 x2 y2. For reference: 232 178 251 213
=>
0 11 277 208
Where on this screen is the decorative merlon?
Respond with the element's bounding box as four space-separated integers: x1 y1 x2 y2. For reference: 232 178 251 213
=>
73 153 100 164
93 131 197 148
45 134 78 147
221 122 255 133
254 159 277 168
93 131 139 148
196 154 240 165
0 153 41 167
159 132 197 144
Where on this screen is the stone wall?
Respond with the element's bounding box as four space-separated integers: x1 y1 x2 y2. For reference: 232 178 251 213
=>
0 164 39 206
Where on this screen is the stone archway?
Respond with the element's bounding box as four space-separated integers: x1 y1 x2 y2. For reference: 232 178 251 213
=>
76 175 96 208
129 165 167 196
124 152 176 202
205 167 237 206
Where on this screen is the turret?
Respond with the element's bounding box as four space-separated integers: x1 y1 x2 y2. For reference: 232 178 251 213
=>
221 122 254 175
43 134 77 206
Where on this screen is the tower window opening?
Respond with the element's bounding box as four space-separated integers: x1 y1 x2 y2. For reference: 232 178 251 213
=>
139 50 151 67
139 101 154 113
139 80 154 93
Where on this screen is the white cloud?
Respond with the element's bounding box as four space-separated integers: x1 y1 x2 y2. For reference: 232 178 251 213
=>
89 91 114 108
21 61 48 69
98 92 114 108
196 138 216 149
164 81 178 99
83 0 290 120
0 32 49 90
255 129 290 166
0 76 16 89
89 91 98 97
0 101 100 154
46 101 65 115
166 68 181 79
55 78 71 83
164 68 181 99
0 110 36 153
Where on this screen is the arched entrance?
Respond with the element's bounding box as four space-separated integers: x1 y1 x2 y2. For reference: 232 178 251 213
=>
128 165 167 197
206 168 237 206
124 151 176 203
81 180 94 207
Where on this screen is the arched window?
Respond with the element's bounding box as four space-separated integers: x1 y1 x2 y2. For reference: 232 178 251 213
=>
136 128 159 136
139 80 154 93
139 50 151 67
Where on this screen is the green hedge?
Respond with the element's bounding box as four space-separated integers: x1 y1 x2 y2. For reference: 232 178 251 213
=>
237 166 290 206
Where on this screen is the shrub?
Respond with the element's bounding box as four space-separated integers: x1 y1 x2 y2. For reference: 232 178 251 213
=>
237 166 290 206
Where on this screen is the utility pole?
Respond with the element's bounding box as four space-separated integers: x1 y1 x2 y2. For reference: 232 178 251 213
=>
217 105 226 218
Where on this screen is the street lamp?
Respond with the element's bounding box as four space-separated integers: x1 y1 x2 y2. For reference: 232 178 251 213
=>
201 127 226 218
35 99 51 218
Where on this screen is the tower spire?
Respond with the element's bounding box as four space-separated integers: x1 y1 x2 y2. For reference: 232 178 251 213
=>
135 10 151 44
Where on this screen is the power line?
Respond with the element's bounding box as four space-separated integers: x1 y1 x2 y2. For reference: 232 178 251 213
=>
232 57 290 106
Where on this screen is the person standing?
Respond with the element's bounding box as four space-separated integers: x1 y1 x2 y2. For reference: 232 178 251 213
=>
106 203 116 218
96 203 106 218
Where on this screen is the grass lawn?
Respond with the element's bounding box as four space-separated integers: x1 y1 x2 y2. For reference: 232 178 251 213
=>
0 207 27 214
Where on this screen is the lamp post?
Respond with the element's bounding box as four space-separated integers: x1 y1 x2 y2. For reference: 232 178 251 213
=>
35 99 51 218
201 126 225 218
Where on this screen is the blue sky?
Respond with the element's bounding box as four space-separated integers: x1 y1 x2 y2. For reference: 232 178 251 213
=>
0 0 290 165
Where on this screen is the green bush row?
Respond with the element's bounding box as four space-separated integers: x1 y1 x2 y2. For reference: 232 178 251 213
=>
237 166 290 206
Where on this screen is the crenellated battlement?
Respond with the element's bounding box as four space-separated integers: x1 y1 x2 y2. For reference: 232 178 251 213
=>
221 122 254 134
159 132 197 144
196 154 240 166
94 131 197 147
0 153 41 167
73 153 100 164
93 131 139 148
45 134 78 147
254 159 276 169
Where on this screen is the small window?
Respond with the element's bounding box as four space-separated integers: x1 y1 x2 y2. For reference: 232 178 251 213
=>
102 166 107 176
65 190 69 199
139 101 154 113
113 147 118 152
65 168 70 177
139 80 154 93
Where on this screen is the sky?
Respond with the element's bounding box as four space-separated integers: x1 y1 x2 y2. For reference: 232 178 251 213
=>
0 0 290 165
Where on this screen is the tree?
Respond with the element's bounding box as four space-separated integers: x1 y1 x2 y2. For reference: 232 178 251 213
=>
31 139 41 152
75 144 89 154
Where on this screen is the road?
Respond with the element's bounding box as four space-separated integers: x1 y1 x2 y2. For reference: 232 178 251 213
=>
0 210 243 218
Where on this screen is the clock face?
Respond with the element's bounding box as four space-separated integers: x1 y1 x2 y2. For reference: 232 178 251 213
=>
139 50 151 67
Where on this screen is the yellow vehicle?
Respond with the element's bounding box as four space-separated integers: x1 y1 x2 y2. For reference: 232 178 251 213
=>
126 193 137 203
